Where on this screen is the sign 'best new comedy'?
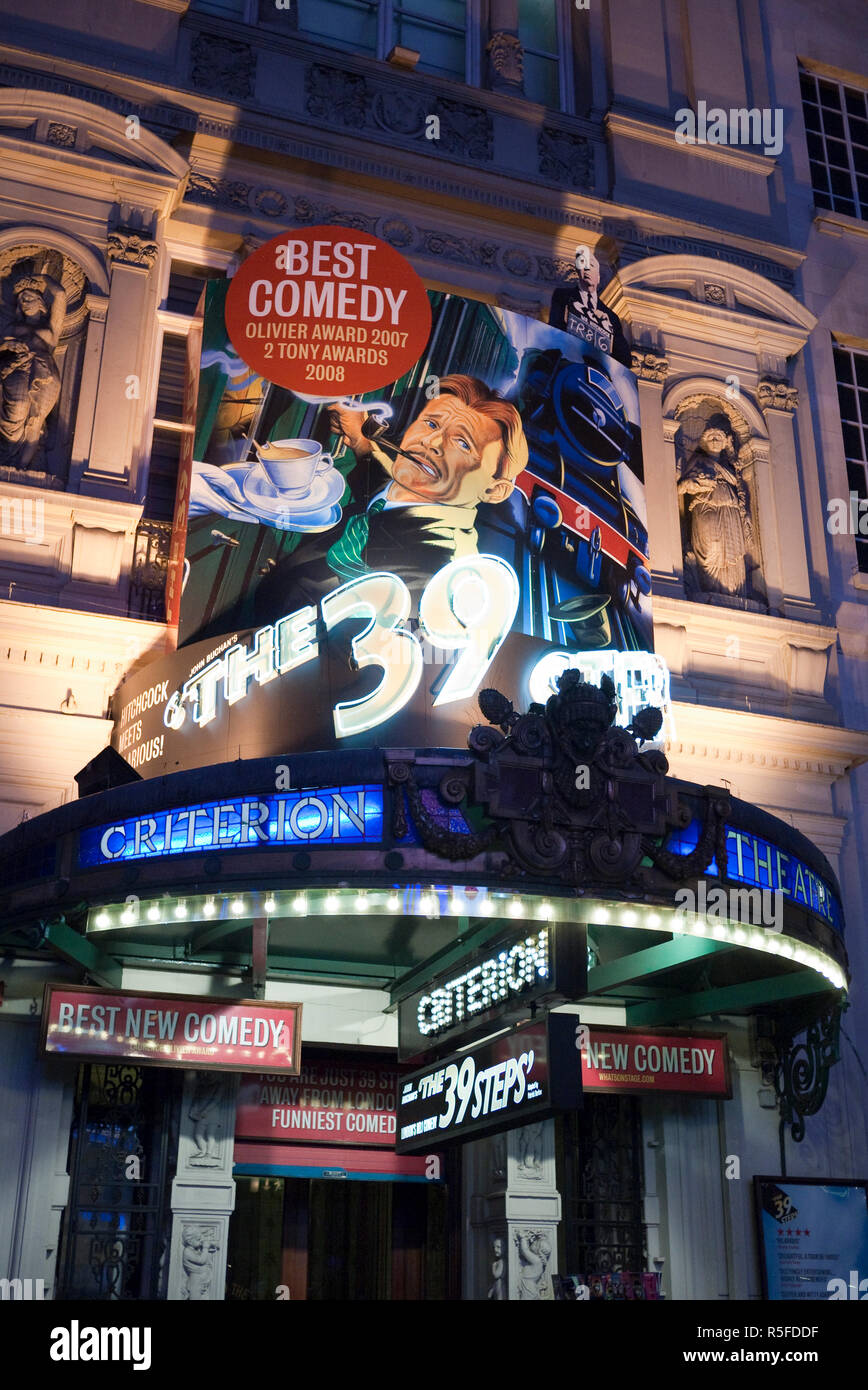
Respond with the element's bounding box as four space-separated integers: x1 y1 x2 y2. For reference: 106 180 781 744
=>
42 985 302 1074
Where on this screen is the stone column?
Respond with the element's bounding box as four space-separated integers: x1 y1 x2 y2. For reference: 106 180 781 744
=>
748 438 784 613
486 0 524 95
464 1120 561 1300
166 1070 238 1301
635 352 683 598
757 379 814 620
80 227 160 495
68 292 109 491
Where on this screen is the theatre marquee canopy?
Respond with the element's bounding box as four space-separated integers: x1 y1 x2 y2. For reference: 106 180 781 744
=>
0 672 848 1033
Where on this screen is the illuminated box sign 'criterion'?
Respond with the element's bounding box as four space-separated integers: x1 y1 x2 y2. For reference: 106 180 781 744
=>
41 984 302 1075
397 922 587 1062
78 785 383 866
395 1013 581 1153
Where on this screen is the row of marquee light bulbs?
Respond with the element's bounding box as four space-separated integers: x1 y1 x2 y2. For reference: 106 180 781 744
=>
86 888 847 992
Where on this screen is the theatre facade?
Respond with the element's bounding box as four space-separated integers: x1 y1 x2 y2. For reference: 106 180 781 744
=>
0 0 867 1304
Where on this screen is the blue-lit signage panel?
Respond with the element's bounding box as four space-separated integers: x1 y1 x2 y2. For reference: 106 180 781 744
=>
663 819 843 933
79 786 383 866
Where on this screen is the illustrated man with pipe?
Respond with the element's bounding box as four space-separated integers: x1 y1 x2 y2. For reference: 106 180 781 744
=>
254 373 528 617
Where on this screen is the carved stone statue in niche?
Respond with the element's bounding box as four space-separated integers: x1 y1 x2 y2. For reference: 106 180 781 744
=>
676 405 766 609
0 242 89 486
0 250 67 468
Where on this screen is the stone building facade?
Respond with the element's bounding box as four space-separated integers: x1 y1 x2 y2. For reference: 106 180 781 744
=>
0 0 866 1301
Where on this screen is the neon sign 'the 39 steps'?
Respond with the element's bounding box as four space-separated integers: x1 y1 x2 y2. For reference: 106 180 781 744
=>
160 555 672 743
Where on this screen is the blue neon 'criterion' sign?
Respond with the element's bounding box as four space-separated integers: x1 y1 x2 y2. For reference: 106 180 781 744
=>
79 785 383 865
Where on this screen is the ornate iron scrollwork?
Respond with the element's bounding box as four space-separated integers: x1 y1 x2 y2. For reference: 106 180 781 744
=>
772 1002 845 1143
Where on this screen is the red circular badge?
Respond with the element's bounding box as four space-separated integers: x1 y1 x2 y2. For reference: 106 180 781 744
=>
225 226 432 396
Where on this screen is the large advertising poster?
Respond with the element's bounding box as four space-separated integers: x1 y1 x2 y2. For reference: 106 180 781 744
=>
113 228 660 775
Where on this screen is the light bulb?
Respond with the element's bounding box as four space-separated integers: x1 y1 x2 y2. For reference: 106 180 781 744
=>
325 893 339 913
231 898 244 915
147 904 161 922
508 899 524 918
174 902 187 919
386 893 400 912
202 899 216 918
355 893 368 912
264 896 277 913
95 911 110 928
292 894 307 914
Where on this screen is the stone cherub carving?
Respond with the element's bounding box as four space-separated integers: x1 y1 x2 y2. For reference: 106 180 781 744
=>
181 1224 220 1300
515 1229 553 1300
0 250 67 468
487 1235 506 1300
676 411 755 601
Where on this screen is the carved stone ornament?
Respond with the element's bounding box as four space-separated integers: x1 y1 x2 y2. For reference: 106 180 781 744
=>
46 122 76 147
106 229 159 271
757 376 799 413
387 670 731 891
487 1232 507 1300
305 63 368 127
180 1222 221 1300
187 1072 226 1168
487 32 524 86
538 127 592 189
631 350 669 383
516 1122 545 1180
515 1228 554 1300
304 62 494 161
704 282 726 304
190 33 256 100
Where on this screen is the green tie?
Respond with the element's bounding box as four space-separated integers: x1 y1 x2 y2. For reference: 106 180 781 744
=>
326 498 386 580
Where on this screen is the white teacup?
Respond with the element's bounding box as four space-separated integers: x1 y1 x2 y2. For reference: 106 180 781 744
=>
255 438 322 494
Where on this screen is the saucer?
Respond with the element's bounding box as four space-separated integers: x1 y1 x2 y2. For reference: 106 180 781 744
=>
241 463 346 531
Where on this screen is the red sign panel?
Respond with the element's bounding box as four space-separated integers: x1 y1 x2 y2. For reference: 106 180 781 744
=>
225 227 431 395
580 1026 730 1097
234 1142 433 1182
41 984 302 1074
236 1058 399 1147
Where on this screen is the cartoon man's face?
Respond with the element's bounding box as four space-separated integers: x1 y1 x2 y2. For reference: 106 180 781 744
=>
386 394 515 507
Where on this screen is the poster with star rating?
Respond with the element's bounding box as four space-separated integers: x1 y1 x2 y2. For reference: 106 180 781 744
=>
755 1177 868 1299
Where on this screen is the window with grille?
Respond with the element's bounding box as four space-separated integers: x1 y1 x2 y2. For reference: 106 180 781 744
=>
833 341 868 573
800 67 868 221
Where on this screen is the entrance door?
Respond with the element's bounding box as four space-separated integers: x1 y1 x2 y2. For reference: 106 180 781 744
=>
226 1175 448 1300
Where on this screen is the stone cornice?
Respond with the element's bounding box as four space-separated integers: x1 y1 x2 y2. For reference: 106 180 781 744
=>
606 109 777 177
0 46 803 291
669 702 868 779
